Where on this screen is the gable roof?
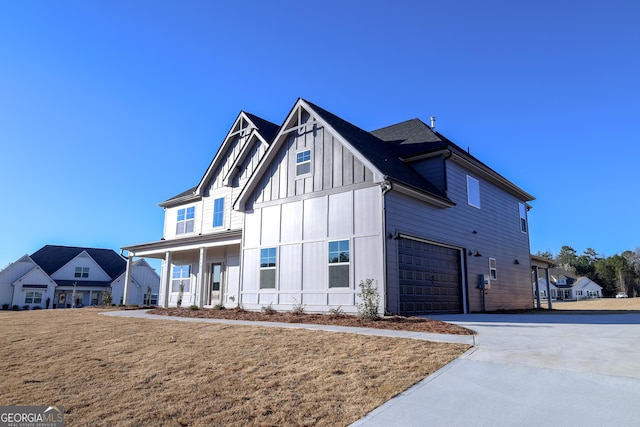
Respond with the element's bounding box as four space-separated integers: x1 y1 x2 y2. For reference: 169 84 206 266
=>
372 118 535 202
235 98 455 210
304 100 451 201
30 245 126 280
160 111 279 207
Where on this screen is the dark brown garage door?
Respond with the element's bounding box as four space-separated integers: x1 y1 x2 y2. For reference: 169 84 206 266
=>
398 238 462 315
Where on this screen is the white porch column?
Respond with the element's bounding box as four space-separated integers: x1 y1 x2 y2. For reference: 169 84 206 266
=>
123 254 134 305
197 247 207 307
162 251 172 308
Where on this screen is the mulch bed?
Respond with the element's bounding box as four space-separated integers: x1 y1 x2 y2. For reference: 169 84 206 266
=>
147 307 475 335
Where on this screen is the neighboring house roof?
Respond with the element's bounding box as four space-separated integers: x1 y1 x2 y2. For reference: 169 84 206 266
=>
30 245 126 280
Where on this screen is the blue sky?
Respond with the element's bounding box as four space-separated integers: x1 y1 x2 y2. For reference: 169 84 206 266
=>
1 0 639 269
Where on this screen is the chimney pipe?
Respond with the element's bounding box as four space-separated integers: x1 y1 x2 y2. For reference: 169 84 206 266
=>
430 116 436 130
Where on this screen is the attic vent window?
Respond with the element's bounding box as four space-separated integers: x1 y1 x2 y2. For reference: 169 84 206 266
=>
296 150 311 176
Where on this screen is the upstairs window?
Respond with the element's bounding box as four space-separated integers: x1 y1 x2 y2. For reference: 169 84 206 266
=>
260 248 277 289
74 267 89 278
176 206 195 234
172 265 191 292
328 240 350 288
213 198 224 228
296 150 311 176
489 258 497 280
467 175 480 208
519 202 528 233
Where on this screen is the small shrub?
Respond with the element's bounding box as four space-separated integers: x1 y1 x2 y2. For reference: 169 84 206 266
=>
32 306 42 310
12 305 20 311
328 306 346 317
261 303 276 315
22 305 30 311
213 303 225 310
2 303 9 310
130 304 139 308
291 298 305 315
189 305 200 311
102 290 112 306
356 278 381 320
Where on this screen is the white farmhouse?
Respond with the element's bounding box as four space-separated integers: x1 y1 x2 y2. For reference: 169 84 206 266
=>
122 99 535 314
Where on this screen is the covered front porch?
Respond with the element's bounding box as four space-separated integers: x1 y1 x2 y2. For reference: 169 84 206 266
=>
121 231 242 308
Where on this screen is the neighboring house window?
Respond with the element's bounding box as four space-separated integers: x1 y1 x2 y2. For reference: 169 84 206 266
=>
176 206 195 234
489 258 497 280
213 198 224 228
519 202 528 233
467 175 480 208
172 265 191 292
296 150 311 176
150 294 158 305
260 248 277 289
25 291 43 304
74 267 89 278
328 240 350 288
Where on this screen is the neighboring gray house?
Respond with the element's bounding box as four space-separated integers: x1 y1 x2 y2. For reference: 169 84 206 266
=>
0 245 159 308
123 99 535 314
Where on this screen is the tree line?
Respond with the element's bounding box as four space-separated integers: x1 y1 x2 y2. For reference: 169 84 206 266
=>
536 246 640 297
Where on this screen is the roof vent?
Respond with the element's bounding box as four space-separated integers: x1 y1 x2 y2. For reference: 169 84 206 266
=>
430 116 436 130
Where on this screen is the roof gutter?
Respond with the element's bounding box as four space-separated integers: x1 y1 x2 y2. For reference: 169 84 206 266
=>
384 177 455 208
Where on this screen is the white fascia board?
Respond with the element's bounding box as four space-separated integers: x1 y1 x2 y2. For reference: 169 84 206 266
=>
222 130 267 187
195 112 257 196
235 99 385 211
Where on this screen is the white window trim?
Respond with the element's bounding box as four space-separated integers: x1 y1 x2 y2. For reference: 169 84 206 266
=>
519 202 528 234
295 149 312 178
467 175 480 208
176 206 196 235
259 247 277 290
328 239 351 289
171 264 191 293
489 258 497 280
213 197 225 228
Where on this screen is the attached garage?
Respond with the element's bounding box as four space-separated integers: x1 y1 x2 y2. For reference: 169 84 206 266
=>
398 237 464 315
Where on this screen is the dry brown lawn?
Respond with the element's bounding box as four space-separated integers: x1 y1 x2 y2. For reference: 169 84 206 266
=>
0 309 470 426
546 297 640 312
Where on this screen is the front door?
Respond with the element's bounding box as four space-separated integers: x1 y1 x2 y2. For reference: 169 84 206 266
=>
205 263 222 306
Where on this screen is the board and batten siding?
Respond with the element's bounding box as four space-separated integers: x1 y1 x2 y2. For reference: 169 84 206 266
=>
385 160 532 313
246 120 374 208
241 186 384 313
163 134 267 240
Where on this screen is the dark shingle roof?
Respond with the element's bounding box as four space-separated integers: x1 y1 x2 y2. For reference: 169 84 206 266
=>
371 118 448 158
244 112 280 142
304 100 450 200
30 245 126 280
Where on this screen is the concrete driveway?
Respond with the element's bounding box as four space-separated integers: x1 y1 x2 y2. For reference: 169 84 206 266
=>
352 312 640 427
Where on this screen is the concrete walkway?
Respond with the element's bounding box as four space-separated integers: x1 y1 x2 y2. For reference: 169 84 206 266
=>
352 312 640 427
103 310 640 426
